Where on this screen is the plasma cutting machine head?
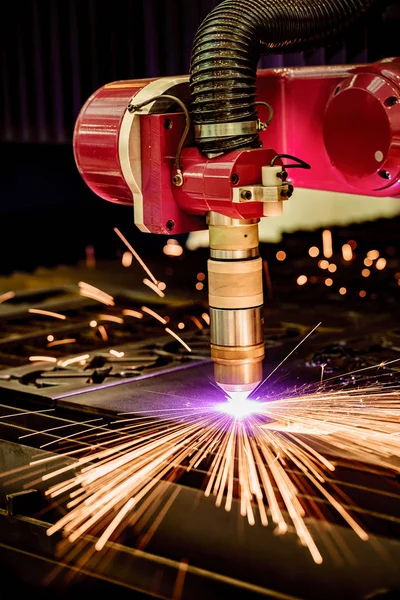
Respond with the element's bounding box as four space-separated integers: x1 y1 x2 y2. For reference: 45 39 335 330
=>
73 80 290 398
73 0 400 399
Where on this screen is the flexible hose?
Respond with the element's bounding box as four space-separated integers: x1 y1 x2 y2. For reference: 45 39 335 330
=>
190 0 385 155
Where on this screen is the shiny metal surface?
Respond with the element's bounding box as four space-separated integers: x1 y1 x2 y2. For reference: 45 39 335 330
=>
211 342 264 396
207 212 260 227
207 211 265 395
194 121 258 139
215 368 262 396
210 307 263 347
210 248 259 260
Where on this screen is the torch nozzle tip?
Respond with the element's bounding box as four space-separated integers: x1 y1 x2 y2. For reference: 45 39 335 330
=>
217 381 260 401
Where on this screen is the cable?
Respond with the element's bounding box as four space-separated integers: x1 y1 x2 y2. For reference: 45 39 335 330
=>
255 101 274 130
270 154 311 169
190 0 385 155
128 94 190 183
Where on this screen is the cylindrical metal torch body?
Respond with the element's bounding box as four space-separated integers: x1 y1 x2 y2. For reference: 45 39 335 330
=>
207 212 264 396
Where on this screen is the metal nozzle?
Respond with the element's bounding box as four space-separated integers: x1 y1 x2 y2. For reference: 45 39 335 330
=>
207 212 264 397
217 382 261 401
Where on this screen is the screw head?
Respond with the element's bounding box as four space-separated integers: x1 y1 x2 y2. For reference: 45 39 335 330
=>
231 174 239 185
240 190 252 201
166 220 175 231
277 170 288 181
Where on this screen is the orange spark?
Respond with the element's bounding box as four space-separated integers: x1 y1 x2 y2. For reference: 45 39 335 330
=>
114 227 158 285
190 316 204 330
98 325 108 341
122 309 143 319
163 244 183 257
308 247 319 258
0 291 15 304
143 278 165 298
58 354 90 367
322 230 333 258
121 251 133 268
341 244 353 262
97 314 124 324
165 328 191 352
367 249 380 260
78 281 115 306
297 275 307 286
29 308 67 320
320 363 327 383
202 313 210 326
109 349 125 358
142 306 167 325
31 375 400 567
29 356 57 363
47 338 77 347
376 258 387 271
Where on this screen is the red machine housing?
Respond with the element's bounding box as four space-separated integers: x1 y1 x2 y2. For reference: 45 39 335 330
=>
73 59 400 235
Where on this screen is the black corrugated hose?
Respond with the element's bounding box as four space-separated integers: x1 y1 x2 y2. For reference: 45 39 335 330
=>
190 0 385 155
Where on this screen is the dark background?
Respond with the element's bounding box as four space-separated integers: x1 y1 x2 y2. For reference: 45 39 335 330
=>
1 0 400 277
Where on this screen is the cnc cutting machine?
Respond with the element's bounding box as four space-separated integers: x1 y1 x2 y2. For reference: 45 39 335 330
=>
73 0 400 400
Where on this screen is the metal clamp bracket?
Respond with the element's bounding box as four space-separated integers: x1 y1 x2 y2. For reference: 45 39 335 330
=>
194 121 259 139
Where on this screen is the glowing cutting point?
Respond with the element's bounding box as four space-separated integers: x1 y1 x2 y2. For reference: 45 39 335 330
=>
227 391 252 403
217 379 261 401
217 394 261 419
